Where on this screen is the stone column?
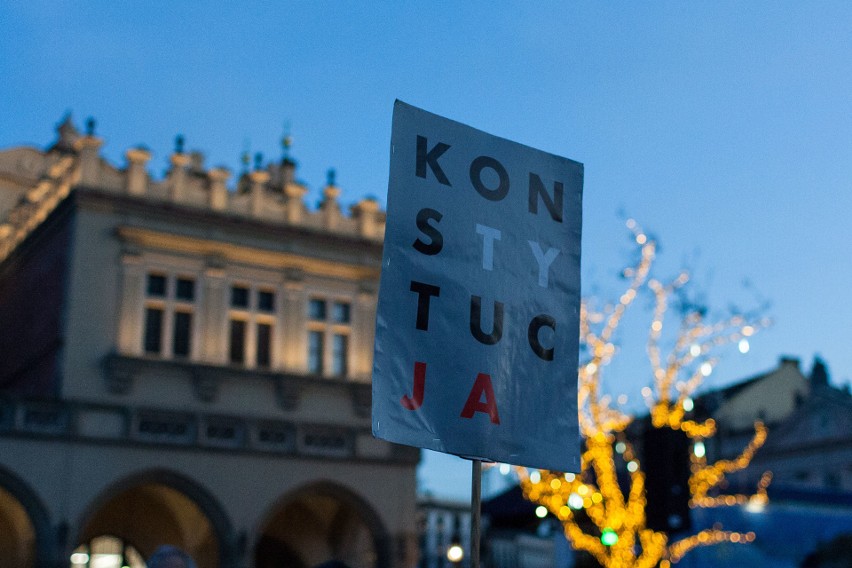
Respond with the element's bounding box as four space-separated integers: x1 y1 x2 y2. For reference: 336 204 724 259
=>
208 167 230 211
168 152 191 202
117 249 145 355
249 169 270 217
201 258 228 364
352 281 378 382
74 136 103 187
125 147 151 196
284 183 307 225
352 197 380 239
281 268 306 373
321 184 342 230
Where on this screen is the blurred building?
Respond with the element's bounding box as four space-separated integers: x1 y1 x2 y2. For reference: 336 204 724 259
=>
698 356 852 495
0 117 419 568
416 497 470 568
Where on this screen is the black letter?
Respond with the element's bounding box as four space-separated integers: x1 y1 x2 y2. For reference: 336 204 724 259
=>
470 156 510 201
410 281 441 330
416 135 452 186
528 314 556 361
413 208 444 255
528 173 563 223
470 296 504 345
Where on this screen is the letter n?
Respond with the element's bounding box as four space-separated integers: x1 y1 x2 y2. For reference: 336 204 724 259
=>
460 373 501 424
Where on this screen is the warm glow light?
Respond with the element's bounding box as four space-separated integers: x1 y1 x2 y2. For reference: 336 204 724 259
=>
499 463 511 475
517 225 769 568
739 339 750 353
568 493 584 509
446 544 464 563
70 553 90 565
535 505 548 518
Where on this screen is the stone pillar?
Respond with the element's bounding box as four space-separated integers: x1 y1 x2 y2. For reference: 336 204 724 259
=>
284 183 307 225
202 258 228 364
249 169 270 217
125 147 151 196
74 136 103 187
352 281 378 382
352 197 380 239
117 249 145 355
281 268 306 372
321 184 341 230
168 152 191 202
208 167 230 211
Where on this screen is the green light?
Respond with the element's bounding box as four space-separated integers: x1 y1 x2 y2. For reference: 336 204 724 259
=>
601 528 618 546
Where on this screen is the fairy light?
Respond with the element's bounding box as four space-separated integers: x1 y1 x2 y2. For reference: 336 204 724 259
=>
516 222 770 568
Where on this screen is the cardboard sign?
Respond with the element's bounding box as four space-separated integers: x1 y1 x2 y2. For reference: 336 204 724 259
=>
372 101 582 472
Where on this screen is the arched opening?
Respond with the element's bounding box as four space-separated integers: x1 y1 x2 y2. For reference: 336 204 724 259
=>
0 484 36 567
0 465 53 568
255 482 390 568
78 472 231 568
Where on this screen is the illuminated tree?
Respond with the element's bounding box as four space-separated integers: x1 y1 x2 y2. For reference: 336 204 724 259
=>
516 220 772 568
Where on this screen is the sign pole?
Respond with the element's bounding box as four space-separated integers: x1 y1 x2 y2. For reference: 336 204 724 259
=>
471 459 482 568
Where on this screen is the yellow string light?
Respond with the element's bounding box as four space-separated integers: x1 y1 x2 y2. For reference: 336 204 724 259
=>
517 221 771 567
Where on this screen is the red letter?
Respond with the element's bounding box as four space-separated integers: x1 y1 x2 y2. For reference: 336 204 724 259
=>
401 361 426 410
460 373 501 424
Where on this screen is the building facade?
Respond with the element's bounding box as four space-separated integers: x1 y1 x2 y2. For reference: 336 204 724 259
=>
0 118 419 568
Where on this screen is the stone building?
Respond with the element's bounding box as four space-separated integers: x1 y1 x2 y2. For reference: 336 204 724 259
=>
0 117 419 568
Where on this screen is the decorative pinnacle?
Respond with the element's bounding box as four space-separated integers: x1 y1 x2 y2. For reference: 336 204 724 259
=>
327 168 336 187
175 134 185 155
85 117 96 137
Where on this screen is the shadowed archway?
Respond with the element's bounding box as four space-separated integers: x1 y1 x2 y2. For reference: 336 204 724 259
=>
77 469 236 568
255 481 390 568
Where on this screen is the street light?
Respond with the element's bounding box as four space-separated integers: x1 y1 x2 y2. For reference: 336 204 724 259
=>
446 543 464 564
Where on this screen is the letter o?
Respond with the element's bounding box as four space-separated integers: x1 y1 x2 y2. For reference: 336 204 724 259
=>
470 156 510 201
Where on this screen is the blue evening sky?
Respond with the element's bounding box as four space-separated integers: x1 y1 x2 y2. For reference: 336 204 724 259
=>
1 2 850 500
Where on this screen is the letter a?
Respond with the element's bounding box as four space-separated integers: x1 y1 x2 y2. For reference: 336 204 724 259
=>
460 373 501 424
401 361 426 410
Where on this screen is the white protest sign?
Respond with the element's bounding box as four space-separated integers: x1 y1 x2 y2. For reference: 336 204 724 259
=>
372 101 582 472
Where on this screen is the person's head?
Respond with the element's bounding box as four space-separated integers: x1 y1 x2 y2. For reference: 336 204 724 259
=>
147 545 197 568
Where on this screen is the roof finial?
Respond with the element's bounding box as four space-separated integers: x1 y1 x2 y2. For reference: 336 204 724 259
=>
254 152 263 171
281 121 293 161
85 117 96 137
327 168 336 187
174 134 185 154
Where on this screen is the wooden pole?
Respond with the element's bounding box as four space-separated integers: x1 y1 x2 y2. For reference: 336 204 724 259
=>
470 459 482 568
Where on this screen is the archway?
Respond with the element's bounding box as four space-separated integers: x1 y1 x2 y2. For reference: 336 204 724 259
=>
0 465 53 568
255 482 390 568
0 484 36 567
78 470 233 568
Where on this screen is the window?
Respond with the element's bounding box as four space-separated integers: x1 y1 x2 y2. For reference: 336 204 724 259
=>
308 331 324 374
228 284 276 368
309 299 327 320
229 319 246 364
332 334 348 376
143 273 196 358
333 301 350 323
257 322 272 368
306 297 351 378
172 311 192 357
143 307 163 354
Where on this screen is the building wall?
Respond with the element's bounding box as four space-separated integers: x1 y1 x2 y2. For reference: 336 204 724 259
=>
0 121 415 568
